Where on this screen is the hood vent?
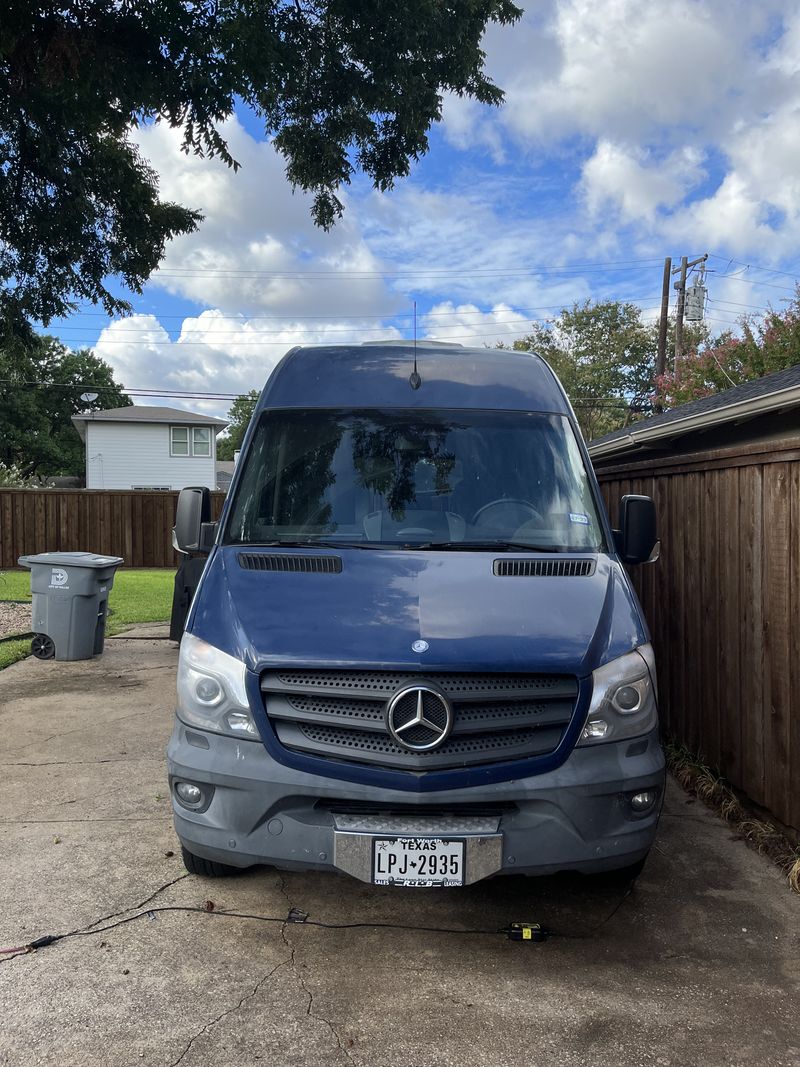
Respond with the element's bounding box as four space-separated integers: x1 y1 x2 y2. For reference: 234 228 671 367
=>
238 553 342 574
494 558 595 578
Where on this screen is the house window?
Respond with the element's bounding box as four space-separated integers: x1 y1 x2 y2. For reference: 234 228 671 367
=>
170 425 213 457
170 426 190 456
192 426 211 457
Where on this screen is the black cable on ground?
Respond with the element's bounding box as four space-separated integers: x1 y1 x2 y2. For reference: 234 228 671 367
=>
0 877 638 960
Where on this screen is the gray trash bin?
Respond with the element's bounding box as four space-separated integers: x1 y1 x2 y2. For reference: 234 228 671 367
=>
17 552 124 661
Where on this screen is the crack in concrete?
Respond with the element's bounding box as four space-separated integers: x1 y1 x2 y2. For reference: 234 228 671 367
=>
1 756 161 768
167 954 293 1067
81 872 191 933
0 872 191 968
1 709 162 758
277 875 356 1065
0 816 172 824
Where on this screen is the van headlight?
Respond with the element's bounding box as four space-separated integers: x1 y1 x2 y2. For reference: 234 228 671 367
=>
577 644 657 746
176 633 258 739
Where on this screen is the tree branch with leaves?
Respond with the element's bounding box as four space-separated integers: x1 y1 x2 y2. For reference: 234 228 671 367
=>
1 0 520 327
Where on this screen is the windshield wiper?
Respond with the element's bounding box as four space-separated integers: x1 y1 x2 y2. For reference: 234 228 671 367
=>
417 540 566 552
235 539 579 553
239 539 384 550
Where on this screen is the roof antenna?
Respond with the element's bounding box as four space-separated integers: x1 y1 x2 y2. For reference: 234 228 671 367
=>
409 301 421 390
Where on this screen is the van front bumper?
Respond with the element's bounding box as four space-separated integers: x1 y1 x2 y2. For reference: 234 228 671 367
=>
167 720 665 882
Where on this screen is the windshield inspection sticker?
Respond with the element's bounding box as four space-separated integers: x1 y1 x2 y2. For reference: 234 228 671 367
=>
569 513 591 525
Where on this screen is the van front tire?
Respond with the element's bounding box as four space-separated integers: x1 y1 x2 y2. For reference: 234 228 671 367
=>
590 852 649 887
181 844 250 878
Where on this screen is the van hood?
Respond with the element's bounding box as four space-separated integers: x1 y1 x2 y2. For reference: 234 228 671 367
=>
191 546 646 678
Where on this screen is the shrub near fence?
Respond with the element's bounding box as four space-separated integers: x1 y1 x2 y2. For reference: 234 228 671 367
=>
596 437 800 834
0 489 227 570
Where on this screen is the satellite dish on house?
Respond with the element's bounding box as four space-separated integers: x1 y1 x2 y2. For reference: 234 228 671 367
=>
80 391 99 404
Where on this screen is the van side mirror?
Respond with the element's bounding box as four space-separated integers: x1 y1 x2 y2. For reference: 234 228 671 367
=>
615 494 657 565
174 487 214 555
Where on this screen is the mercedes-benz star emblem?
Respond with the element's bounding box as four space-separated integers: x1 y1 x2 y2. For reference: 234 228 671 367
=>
385 685 453 752
412 640 429 653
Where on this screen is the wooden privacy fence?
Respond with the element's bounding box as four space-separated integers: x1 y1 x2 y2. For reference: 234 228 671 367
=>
0 489 227 570
596 437 800 832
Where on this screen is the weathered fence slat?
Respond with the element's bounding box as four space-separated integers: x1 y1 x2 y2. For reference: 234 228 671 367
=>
597 446 799 833
0 489 227 570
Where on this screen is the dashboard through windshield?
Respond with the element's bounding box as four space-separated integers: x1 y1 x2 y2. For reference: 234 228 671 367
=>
224 408 605 552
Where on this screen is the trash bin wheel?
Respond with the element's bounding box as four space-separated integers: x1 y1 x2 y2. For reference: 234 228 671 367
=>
31 634 56 660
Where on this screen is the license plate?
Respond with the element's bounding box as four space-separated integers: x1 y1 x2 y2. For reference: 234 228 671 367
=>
372 837 465 887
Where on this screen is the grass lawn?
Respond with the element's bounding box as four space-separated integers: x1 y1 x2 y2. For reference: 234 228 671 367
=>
0 568 175 669
0 639 30 671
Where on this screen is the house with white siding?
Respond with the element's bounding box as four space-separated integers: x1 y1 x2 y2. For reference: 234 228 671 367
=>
71 406 228 490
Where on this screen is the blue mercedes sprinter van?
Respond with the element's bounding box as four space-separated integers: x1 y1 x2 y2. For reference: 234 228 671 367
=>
168 342 664 886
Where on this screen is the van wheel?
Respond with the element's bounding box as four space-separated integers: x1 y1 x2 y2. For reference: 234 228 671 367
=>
181 844 248 878
592 853 649 887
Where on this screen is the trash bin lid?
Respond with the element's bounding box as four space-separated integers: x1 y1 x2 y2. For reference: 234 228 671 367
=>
18 551 124 569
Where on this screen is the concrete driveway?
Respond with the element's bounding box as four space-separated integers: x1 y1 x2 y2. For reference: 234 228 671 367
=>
1 629 797 1067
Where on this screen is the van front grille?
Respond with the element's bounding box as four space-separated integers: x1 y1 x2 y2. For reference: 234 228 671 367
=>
260 669 579 771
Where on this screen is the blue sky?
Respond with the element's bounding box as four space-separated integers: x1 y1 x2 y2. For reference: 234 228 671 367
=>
49 1 800 419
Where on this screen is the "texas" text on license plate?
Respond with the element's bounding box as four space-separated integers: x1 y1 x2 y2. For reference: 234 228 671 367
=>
372 837 465 886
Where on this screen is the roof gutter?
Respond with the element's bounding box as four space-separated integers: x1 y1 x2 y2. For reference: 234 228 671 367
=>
588 383 800 461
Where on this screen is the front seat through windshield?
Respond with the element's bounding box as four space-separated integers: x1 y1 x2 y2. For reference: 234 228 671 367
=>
225 408 604 551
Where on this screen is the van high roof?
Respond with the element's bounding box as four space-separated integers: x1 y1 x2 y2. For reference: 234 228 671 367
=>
259 343 569 414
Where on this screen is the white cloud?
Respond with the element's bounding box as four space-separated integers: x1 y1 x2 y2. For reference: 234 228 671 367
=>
440 95 507 164
437 1 800 268
133 118 399 320
422 302 532 346
94 311 402 419
85 0 800 403
581 142 705 222
477 0 782 147
360 183 609 311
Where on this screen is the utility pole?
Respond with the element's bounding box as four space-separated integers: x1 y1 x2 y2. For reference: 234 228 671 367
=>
673 256 688 378
673 253 707 381
654 256 672 413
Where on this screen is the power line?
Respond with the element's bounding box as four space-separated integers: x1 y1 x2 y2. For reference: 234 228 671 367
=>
707 253 800 284
0 379 641 408
46 312 594 338
707 297 774 312
50 296 663 325
145 257 665 280
707 271 797 294
46 310 670 348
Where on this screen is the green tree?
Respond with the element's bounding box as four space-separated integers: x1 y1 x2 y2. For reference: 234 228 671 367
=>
0 328 131 477
1 0 520 327
508 301 710 439
508 302 660 440
656 293 800 407
217 390 260 460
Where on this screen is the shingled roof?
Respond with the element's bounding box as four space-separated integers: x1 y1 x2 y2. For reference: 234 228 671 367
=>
72 405 227 426
588 363 800 460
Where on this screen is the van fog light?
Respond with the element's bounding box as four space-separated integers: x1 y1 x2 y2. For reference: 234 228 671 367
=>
582 718 609 740
175 781 203 805
629 789 658 813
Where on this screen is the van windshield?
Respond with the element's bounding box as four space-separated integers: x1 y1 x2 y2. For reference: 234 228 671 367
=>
224 408 605 551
